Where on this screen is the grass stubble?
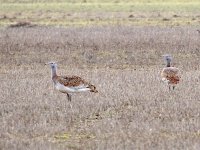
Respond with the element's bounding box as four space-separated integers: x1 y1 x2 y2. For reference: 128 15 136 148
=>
0 25 200 149
1 0 200 149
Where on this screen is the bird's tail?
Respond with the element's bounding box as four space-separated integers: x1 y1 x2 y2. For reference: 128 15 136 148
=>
166 75 180 84
88 84 98 93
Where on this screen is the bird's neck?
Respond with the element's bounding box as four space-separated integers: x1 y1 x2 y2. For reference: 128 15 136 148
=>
166 61 171 67
51 66 57 79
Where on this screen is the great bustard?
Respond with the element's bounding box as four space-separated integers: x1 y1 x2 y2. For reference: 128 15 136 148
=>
161 54 180 90
45 62 98 101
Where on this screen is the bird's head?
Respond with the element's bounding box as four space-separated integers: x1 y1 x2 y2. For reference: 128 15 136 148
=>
45 61 57 69
163 54 172 63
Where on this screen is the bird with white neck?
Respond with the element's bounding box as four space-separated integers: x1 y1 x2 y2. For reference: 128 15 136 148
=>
161 54 180 91
45 62 98 101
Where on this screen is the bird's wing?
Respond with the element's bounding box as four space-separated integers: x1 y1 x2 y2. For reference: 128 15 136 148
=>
57 75 89 87
161 67 179 77
161 67 180 84
166 75 180 84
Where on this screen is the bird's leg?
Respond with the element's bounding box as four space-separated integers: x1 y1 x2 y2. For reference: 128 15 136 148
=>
67 93 72 102
172 86 175 90
168 85 171 91
66 93 73 109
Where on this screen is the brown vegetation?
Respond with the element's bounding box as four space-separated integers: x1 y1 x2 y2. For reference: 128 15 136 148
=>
0 26 200 149
8 21 36 28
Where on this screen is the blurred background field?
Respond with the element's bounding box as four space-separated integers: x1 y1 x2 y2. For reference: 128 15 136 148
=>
0 0 200 26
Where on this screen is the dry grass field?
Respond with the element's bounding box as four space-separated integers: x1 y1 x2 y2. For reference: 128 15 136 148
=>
1 0 200 150
1 26 200 150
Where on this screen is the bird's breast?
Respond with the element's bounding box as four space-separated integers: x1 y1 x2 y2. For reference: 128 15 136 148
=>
55 82 90 93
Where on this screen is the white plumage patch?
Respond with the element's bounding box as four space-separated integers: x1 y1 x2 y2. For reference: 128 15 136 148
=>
55 82 91 93
162 78 169 84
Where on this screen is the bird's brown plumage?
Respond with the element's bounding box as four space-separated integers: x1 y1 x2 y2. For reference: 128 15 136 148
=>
53 75 98 93
56 75 86 87
161 67 180 85
166 75 180 84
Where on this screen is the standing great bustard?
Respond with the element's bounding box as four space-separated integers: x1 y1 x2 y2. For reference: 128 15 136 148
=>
161 54 180 90
45 62 98 101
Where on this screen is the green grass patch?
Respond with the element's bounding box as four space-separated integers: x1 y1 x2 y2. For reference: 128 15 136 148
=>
1 0 200 3
0 1 200 27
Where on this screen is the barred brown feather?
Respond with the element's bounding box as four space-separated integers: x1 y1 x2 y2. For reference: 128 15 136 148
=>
53 75 97 92
161 67 180 85
166 75 180 84
56 75 87 87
